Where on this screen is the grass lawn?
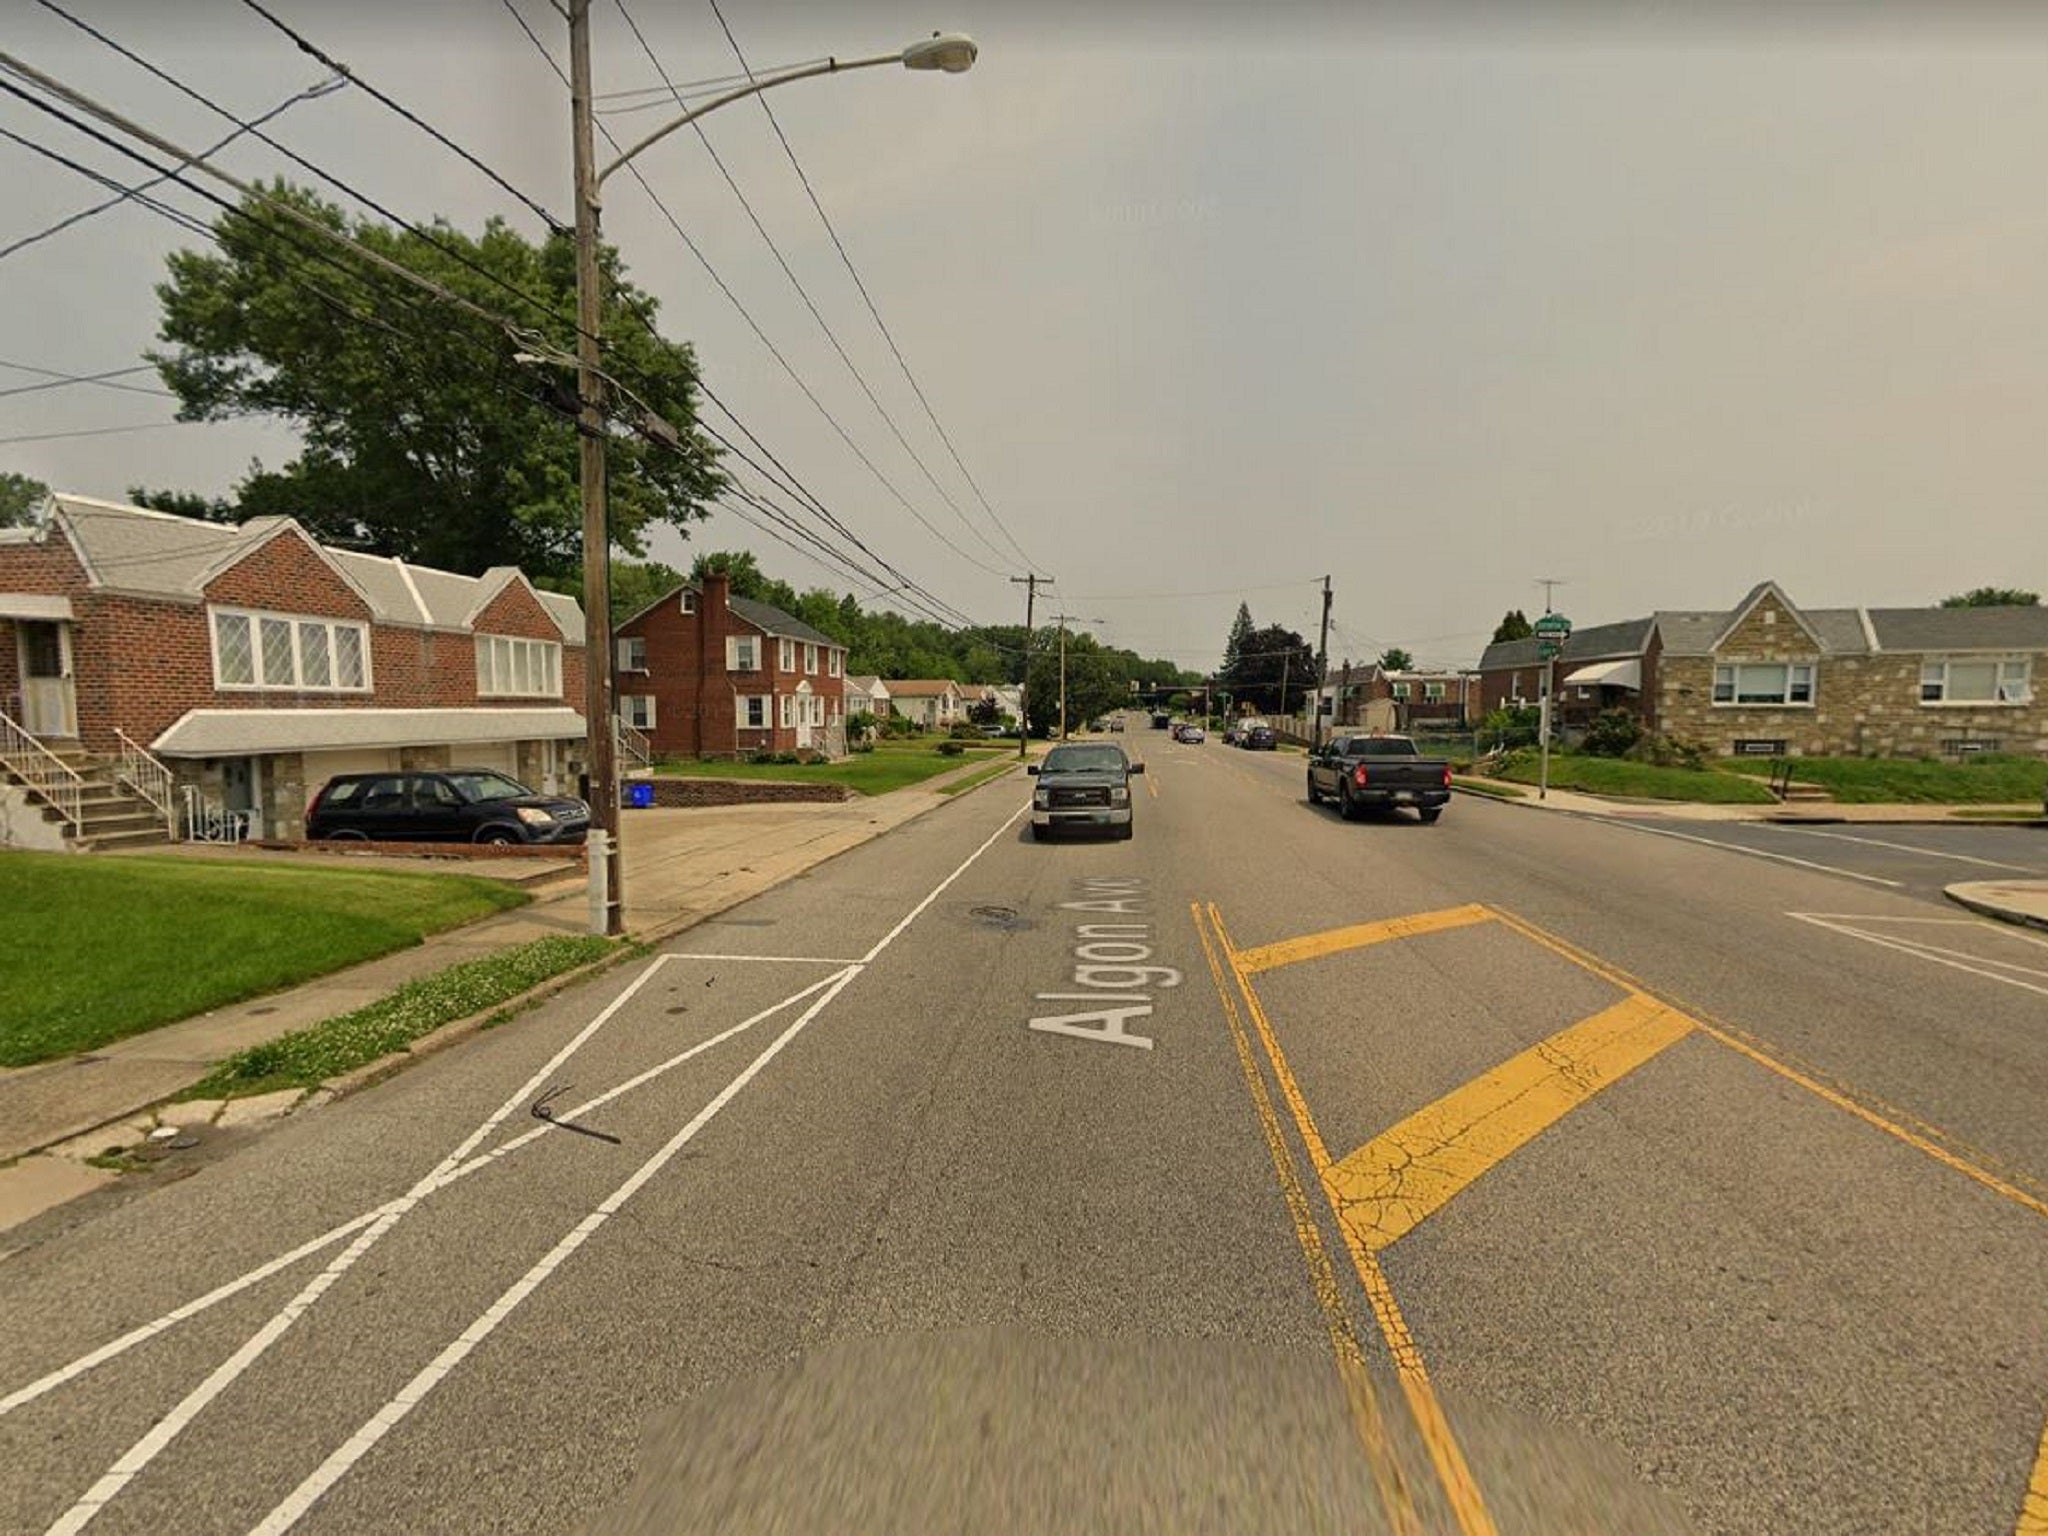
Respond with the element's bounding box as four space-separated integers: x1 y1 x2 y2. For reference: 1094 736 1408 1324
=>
0 854 529 1068
654 741 1008 796
1490 753 1780 804
1721 753 2048 805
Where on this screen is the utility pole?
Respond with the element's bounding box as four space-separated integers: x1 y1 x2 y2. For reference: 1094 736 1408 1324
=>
569 0 622 936
1010 574 1044 759
1278 651 1290 730
1048 613 1099 740
1314 573 1332 746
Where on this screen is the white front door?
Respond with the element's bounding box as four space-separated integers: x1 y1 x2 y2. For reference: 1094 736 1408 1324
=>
795 683 814 749
16 621 77 738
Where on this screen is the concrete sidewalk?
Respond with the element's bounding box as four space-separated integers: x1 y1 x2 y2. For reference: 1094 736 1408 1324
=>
1454 779 2048 933
0 754 1027 1176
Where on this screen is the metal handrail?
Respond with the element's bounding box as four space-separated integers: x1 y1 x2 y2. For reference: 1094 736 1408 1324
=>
114 727 178 837
181 785 251 844
0 705 85 830
615 717 652 768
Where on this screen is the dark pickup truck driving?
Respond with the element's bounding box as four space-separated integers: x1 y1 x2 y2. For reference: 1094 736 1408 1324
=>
1305 733 1452 823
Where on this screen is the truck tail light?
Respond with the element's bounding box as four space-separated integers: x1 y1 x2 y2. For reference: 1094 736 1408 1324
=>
1442 765 1453 789
1354 764 1369 787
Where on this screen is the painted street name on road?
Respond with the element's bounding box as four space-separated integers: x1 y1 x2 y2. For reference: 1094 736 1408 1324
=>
1029 877 1181 1050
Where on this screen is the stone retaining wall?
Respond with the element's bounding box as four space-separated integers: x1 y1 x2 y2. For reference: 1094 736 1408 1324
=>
639 777 855 807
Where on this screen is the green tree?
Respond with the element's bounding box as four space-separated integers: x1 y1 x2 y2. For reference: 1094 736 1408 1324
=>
1228 624 1318 714
145 181 722 578
1491 609 1533 643
1223 602 1254 676
534 558 686 623
127 486 234 522
1379 647 1414 672
0 472 49 528
1026 631 1123 737
1941 587 2039 608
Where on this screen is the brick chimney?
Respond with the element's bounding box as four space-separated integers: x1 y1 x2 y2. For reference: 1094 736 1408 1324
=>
700 570 731 617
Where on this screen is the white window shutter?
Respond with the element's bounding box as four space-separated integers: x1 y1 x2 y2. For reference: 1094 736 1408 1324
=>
725 636 739 671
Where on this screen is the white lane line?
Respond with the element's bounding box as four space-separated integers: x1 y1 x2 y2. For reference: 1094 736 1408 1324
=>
1788 912 2048 952
1 969 844 1423
250 967 863 1536
44 955 676 1534
257 802 1028 1533
665 953 864 964
1791 914 2048 998
1604 820 1904 887
1767 826 2044 873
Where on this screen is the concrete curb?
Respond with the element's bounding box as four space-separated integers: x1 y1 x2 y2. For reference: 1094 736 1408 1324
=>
1943 886 2048 934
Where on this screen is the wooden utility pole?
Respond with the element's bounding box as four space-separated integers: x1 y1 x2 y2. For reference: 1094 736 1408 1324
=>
570 0 621 935
1314 574 1332 745
1010 574 1044 759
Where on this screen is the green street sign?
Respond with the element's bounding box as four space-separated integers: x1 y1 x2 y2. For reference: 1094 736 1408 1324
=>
1539 641 1560 661
1533 613 1572 638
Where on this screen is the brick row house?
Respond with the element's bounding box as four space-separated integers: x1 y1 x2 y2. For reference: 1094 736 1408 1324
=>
1 494 587 847
1477 581 2048 757
611 572 849 760
1319 665 1480 731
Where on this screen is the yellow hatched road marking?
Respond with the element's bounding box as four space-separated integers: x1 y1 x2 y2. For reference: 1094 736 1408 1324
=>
1234 905 1495 977
2017 1411 2048 1535
1324 992 1694 1253
1188 903 1423 1536
1209 902 1500 1536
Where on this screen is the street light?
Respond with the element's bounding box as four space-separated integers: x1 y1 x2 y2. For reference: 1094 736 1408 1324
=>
566 2 976 934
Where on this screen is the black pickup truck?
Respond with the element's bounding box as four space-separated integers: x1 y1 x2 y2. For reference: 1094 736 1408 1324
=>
1305 733 1452 823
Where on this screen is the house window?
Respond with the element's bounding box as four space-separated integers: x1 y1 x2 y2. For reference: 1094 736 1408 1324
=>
777 638 795 672
478 635 563 698
1920 656 2031 705
211 607 372 692
1712 662 1814 706
679 591 696 614
617 636 647 672
743 695 769 729
1424 682 1446 702
805 643 819 675
726 635 760 672
620 695 656 729
827 650 842 678
778 694 793 728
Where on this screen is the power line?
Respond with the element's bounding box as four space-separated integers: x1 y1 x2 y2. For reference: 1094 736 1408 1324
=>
704 0 1038 573
495 0 991 633
0 361 176 399
0 419 219 445
227 0 566 231
0 72 343 264
28 2 592 356
612 0 1013 578
1052 578 1326 602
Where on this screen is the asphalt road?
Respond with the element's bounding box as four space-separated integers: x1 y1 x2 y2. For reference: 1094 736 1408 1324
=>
3 737 2045 1536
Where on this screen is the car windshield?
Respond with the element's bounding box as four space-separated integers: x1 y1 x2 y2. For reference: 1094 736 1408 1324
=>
1040 746 1127 774
445 771 532 802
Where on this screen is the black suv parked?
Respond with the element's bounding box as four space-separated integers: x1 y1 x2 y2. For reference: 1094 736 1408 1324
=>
307 769 591 845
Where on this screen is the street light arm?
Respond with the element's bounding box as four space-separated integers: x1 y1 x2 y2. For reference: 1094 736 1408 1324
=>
597 51 901 188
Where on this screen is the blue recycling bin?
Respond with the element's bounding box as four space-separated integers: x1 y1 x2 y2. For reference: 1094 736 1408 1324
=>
624 780 655 810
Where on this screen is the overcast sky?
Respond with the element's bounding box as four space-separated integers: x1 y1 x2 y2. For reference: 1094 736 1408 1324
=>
6 1 2048 670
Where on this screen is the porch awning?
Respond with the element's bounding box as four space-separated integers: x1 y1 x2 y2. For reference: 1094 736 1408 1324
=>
151 706 588 758
1563 658 1642 690
0 593 73 622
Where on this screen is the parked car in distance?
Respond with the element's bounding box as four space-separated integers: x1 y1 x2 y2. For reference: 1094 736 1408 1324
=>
1027 742 1144 840
1179 724 1206 744
307 769 592 845
1241 721 1278 750
1305 734 1451 823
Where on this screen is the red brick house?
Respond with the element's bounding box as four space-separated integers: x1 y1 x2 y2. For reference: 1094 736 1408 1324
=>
1 494 587 847
611 573 848 760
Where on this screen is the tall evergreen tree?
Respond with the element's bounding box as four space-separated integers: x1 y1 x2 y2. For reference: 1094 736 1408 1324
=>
1223 602 1254 677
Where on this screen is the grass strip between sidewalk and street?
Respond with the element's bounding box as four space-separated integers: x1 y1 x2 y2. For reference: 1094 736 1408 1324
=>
182 934 622 1100
0 854 530 1068
938 757 1022 796
1721 752 2048 804
653 741 1008 796
1488 754 1779 804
